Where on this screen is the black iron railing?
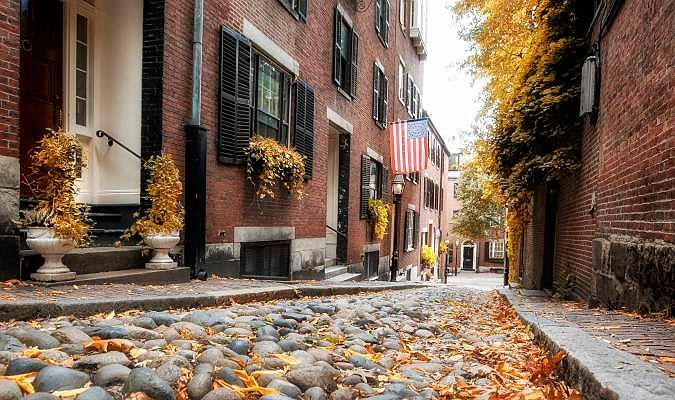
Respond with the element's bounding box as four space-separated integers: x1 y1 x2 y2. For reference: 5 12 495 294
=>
326 224 346 239
96 130 142 160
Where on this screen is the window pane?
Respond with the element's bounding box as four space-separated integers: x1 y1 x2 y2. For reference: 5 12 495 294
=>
76 70 87 99
77 15 87 43
76 98 87 126
257 59 281 118
76 43 87 71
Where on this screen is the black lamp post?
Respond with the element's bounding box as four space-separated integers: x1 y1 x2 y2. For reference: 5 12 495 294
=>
390 174 406 282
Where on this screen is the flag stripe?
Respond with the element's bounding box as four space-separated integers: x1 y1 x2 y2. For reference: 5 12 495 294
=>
390 119 429 174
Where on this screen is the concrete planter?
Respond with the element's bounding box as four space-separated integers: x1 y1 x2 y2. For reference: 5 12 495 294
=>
145 232 179 270
27 227 76 282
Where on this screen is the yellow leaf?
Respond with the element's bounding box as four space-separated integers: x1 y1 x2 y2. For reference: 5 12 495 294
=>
52 387 90 398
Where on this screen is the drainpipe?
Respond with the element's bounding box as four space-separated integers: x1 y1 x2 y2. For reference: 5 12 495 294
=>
184 0 207 278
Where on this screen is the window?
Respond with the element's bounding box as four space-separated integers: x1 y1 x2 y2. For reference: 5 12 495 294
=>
368 160 382 199
453 182 458 198
277 0 308 21
424 177 439 210
241 241 291 278
333 8 359 98
372 63 388 128
375 0 390 47
406 74 414 113
398 61 406 104
449 153 461 171
360 155 386 219
75 14 89 127
404 209 418 251
489 240 505 259
218 27 316 171
253 54 292 144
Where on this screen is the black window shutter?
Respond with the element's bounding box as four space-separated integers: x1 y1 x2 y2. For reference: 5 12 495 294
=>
293 80 315 177
384 0 390 46
360 155 371 219
372 64 380 121
218 27 252 165
485 241 490 259
298 0 308 21
333 9 341 85
350 31 359 98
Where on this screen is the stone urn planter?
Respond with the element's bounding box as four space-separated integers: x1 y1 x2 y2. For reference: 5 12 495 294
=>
27 227 77 282
144 232 180 269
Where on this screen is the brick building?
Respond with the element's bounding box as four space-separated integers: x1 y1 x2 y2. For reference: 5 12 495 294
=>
519 0 674 313
0 0 431 282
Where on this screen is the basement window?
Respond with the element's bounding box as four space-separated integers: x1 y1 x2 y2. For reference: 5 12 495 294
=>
240 241 291 279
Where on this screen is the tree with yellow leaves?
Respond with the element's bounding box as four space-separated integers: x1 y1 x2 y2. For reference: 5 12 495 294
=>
454 0 593 282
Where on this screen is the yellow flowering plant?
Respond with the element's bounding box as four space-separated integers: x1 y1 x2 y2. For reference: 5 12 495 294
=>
246 135 306 201
120 154 184 243
17 129 90 246
420 245 437 267
367 198 391 241
439 242 449 254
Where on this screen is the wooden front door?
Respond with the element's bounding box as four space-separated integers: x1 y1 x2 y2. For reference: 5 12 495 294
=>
19 0 63 197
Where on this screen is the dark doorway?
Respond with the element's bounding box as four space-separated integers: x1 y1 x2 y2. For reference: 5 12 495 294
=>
336 134 350 262
365 250 379 278
19 0 63 198
462 245 474 270
541 184 559 289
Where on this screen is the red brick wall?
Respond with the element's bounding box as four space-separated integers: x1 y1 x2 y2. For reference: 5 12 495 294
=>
0 0 20 157
553 0 674 298
161 0 425 266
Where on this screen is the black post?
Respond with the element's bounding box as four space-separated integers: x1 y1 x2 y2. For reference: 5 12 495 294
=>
503 229 509 286
390 193 402 282
184 124 207 277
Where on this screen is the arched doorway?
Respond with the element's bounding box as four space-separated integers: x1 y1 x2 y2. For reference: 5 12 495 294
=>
460 240 477 271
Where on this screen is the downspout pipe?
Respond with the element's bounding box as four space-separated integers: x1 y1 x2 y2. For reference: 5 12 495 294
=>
184 0 207 278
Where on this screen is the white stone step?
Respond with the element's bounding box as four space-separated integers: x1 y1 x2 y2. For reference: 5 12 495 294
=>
325 265 348 279
326 272 362 282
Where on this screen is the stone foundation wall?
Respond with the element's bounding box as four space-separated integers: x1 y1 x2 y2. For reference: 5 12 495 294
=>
592 236 674 314
0 155 20 278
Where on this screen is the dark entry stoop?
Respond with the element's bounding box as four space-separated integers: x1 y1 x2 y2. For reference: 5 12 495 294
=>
20 246 190 285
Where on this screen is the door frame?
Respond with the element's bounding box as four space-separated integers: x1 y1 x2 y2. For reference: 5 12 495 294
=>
460 240 477 271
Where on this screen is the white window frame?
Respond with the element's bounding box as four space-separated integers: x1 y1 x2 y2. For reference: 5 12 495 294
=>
65 0 97 138
405 209 415 251
397 59 406 105
489 240 505 259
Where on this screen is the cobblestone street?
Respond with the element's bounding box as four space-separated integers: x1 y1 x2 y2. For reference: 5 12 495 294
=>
0 287 580 400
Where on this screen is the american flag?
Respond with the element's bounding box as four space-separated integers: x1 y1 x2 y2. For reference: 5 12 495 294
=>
390 118 429 173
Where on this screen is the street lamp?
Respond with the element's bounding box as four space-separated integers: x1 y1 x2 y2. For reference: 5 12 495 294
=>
390 174 406 281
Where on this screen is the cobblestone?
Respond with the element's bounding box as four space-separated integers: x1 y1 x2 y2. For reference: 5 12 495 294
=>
0 287 580 399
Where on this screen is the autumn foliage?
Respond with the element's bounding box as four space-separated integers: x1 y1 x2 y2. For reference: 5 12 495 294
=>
453 0 593 281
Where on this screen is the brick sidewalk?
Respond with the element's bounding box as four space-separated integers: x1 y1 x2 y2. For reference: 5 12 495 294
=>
0 278 422 320
501 288 675 399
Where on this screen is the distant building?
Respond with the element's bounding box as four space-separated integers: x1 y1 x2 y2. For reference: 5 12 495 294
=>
445 152 505 275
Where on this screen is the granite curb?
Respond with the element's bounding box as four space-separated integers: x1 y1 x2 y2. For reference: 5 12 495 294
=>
499 288 675 400
0 283 423 321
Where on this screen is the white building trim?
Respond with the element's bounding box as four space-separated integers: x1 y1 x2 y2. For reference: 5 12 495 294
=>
243 19 299 76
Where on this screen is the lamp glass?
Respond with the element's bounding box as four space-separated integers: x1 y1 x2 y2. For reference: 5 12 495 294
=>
392 174 405 195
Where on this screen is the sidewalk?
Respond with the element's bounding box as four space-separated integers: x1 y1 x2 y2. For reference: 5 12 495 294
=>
500 288 675 400
0 278 422 321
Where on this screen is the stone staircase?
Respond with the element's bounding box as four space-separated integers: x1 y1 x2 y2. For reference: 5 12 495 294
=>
18 201 189 285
